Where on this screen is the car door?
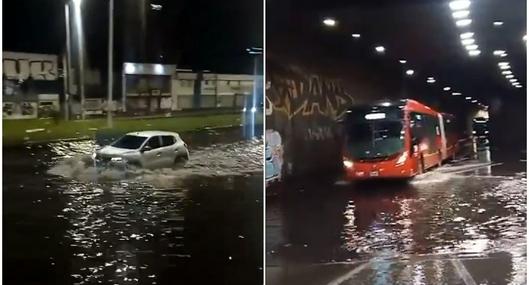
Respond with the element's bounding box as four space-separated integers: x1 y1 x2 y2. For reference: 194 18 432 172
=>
159 135 177 167
141 136 163 169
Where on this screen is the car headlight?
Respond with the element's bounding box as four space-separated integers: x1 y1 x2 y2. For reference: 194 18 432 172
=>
343 160 354 168
396 151 408 165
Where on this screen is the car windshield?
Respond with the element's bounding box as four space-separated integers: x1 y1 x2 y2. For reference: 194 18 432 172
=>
346 120 404 160
111 135 147 150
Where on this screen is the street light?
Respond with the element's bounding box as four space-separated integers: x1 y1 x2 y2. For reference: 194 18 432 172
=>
323 18 337 27
460 32 474 39
461 38 475 45
449 0 471 10
375 46 386 54
493 21 504 27
468 50 481 56
452 10 470 19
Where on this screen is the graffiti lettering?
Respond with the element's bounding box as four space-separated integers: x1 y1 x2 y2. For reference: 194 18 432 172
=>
267 72 354 120
3 52 58 81
305 126 333 141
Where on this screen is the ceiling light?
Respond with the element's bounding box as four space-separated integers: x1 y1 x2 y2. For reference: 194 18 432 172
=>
465 44 478 50
460 32 474 40
465 96 472 100
449 0 471 10
510 79 518 83
352 33 361 38
452 10 470 19
493 50 506 56
399 59 407 64
506 75 514 79
443 87 451 91
498 62 510 66
323 18 337 27
456 19 472 27
452 92 462 96
502 70 512 75
493 21 504 26
524 35 527 41
468 50 481 56
427 78 436 84
375 46 386 53
471 100 477 103
406 69 415 76
515 85 523 88
499 65 510 70
461 38 475 45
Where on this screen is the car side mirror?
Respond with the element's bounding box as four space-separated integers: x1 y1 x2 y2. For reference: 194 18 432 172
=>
141 145 152 153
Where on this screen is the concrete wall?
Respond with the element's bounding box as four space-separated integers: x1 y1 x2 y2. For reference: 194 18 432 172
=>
266 61 355 177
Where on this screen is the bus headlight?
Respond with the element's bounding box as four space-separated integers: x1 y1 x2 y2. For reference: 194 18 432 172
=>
343 160 354 168
111 157 123 162
396 151 408 165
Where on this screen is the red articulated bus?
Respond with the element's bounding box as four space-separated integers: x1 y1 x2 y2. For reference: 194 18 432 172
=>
342 99 459 180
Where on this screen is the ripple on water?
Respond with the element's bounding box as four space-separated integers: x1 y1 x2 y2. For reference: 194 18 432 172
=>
41 138 263 284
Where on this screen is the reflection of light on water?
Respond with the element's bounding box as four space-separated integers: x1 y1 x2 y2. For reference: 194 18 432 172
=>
509 256 527 285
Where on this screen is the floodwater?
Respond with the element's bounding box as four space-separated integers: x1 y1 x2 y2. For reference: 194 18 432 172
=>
266 151 526 284
4 127 263 285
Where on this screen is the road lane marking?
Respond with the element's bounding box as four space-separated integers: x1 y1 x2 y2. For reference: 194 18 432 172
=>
326 261 371 285
451 259 477 285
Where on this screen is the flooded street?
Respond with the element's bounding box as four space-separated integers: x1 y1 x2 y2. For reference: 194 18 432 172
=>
266 152 526 284
4 127 263 285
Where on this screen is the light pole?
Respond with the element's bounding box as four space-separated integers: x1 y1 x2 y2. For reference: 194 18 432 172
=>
71 0 85 119
64 2 73 120
107 0 114 127
245 47 263 138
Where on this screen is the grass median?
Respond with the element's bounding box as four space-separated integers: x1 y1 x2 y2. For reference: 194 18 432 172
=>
3 112 262 146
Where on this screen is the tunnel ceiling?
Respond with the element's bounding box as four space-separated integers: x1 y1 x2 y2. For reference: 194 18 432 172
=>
268 0 527 108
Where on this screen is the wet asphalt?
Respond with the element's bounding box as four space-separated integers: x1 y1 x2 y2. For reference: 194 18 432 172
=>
3 127 263 285
266 150 526 285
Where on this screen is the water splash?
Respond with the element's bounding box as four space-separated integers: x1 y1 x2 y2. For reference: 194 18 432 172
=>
47 139 263 188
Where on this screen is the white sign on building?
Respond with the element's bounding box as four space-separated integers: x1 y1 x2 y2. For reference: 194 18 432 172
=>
3 51 58 81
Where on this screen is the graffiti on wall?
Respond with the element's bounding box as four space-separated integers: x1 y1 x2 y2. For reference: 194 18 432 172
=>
267 73 354 120
305 126 334 141
3 52 58 81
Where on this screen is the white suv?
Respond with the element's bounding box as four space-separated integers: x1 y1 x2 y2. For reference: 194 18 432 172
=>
95 131 189 169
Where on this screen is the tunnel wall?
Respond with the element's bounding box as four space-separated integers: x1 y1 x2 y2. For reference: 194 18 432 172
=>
266 61 355 177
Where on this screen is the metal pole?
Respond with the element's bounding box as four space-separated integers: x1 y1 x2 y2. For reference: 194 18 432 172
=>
107 0 114 127
76 2 86 120
122 65 126 112
64 3 72 120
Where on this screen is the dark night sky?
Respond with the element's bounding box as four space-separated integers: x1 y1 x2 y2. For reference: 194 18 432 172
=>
3 0 263 74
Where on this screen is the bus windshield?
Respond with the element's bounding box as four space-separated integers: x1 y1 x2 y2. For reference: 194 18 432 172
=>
346 120 405 160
